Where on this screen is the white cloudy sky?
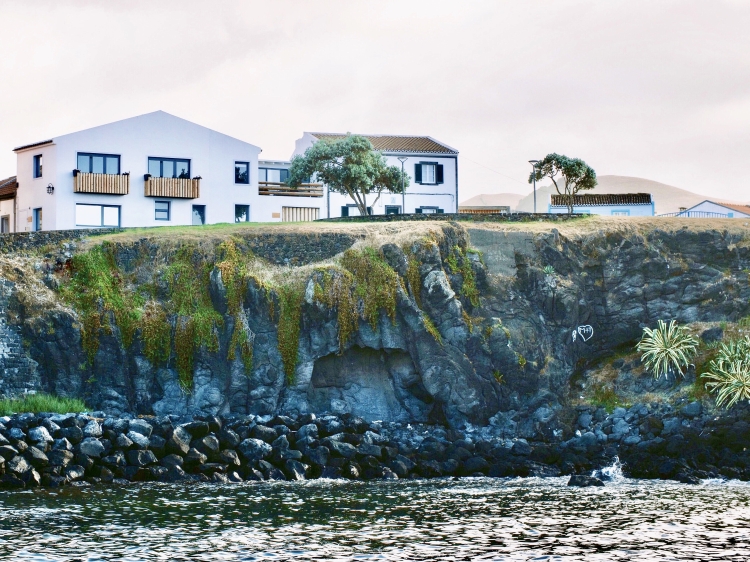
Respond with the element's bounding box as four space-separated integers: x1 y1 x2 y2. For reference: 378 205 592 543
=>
1 0 749 202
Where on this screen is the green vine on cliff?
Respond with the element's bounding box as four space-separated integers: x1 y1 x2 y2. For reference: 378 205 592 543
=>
216 239 254 375
340 247 399 329
446 245 480 307
277 282 305 384
165 246 223 390
61 242 142 363
403 247 423 308
141 300 171 366
313 267 357 353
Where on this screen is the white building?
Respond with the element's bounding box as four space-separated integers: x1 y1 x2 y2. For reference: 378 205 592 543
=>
10 111 329 231
292 132 459 217
548 193 655 216
0 176 18 233
668 200 750 218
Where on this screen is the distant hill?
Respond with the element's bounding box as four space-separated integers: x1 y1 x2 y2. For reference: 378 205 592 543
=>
459 193 524 209
514 175 746 215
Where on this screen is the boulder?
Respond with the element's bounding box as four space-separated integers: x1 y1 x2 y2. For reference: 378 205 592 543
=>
192 435 220 457
47 449 74 468
78 438 105 458
568 475 605 487
61 426 83 445
128 419 153 438
160 454 185 469
25 446 49 468
284 459 307 480
304 446 330 467
126 431 150 450
218 428 241 449
238 438 272 462
7 455 31 475
250 425 278 444
64 465 86 481
83 420 102 438
182 421 210 439
28 426 53 444
167 426 192 455
127 450 158 467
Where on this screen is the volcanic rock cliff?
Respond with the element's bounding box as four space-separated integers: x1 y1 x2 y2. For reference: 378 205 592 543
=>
1 218 749 441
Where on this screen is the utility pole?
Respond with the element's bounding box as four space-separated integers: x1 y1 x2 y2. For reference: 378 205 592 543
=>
398 156 408 214
528 160 539 214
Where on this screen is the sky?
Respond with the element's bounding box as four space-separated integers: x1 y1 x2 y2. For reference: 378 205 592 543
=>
1 0 749 202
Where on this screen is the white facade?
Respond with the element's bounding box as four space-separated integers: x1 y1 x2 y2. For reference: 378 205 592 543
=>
12 111 327 231
674 200 750 218
292 133 459 217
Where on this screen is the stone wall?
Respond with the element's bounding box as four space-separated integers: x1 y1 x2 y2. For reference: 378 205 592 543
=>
0 228 121 254
0 278 40 398
321 212 587 224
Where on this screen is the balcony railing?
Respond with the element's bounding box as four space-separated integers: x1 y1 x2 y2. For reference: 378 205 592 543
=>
144 175 200 198
259 181 323 197
658 211 729 218
73 171 130 195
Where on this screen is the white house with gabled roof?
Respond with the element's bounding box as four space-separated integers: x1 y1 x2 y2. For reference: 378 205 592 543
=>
668 200 750 218
10 111 329 231
292 132 459 217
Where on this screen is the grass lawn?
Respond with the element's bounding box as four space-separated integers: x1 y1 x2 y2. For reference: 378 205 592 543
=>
0 393 87 416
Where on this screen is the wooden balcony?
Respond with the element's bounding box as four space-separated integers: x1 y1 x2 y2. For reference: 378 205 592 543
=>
259 181 323 197
73 172 129 195
144 176 200 199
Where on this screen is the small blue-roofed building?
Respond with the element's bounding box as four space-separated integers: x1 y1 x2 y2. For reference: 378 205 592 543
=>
548 193 654 216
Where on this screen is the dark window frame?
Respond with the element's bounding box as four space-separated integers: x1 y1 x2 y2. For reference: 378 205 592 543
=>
258 167 289 183
33 155 43 178
77 152 121 175
148 157 191 179
235 204 250 222
415 162 445 185
74 203 121 227
235 162 250 184
155 200 171 221
192 204 206 226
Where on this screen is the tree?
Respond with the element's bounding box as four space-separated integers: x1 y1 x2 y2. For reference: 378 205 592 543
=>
528 153 597 214
288 134 409 217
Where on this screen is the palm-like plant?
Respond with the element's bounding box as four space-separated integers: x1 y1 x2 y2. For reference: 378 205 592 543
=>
701 336 750 408
636 320 698 379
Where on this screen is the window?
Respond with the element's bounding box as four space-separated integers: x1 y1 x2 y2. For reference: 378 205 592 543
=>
611 210 630 216
148 157 191 179
385 205 401 215
235 204 250 222
33 155 43 178
33 208 42 231
77 153 120 174
415 206 444 214
0 216 9 234
235 162 249 184
155 201 170 221
75 204 120 227
192 205 206 225
414 162 444 185
341 204 372 217
258 168 289 183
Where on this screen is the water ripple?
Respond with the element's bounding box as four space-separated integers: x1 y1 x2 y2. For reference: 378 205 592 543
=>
0 478 748 561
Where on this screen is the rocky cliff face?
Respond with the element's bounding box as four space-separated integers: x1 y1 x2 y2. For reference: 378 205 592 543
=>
1 220 749 438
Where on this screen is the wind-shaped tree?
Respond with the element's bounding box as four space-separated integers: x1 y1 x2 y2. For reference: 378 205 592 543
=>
288 135 408 218
529 153 597 214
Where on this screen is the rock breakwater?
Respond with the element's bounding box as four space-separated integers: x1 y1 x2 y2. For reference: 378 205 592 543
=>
1 400 748 489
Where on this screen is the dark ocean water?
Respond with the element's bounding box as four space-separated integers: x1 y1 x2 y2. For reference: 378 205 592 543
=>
0 475 748 561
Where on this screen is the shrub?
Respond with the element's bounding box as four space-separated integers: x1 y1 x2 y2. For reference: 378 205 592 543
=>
0 393 87 416
636 320 698 379
701 336 750 408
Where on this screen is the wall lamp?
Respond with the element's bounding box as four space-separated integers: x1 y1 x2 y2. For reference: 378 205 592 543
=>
47 183 54 194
